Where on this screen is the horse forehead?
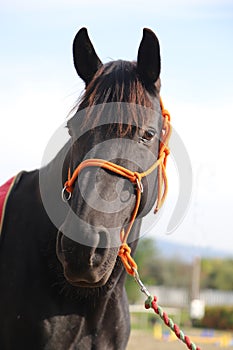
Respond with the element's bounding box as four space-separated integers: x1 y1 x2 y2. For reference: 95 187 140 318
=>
142 110 161 130
143 98 162 125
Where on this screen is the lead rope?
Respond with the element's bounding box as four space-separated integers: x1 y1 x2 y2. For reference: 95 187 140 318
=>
131 267 201 350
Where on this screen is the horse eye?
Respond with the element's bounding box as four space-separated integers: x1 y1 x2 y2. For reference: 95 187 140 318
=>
140 129 155 143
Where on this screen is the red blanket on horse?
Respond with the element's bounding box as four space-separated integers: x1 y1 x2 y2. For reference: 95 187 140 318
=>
0 177 15 233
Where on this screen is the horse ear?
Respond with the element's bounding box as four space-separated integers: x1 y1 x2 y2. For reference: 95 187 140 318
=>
73 27 103 86
137 28 161 84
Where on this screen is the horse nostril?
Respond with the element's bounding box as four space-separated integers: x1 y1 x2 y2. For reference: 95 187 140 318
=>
89 229 110 267
97 229 109 249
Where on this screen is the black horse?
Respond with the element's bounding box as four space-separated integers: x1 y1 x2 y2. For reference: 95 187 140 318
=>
0 28 165 349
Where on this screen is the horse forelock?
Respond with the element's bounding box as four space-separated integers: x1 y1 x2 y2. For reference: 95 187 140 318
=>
68 60 161 137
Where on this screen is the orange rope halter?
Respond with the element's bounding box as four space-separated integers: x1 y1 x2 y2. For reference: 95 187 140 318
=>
63 102 201 350
63 98 171 275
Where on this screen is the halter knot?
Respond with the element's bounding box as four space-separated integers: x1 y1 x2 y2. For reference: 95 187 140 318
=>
118 242 131 255
118 243 138 276
162 110 171 121
163 148 170 156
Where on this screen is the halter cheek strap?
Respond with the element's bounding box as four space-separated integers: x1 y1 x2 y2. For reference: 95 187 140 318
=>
62 98 171 275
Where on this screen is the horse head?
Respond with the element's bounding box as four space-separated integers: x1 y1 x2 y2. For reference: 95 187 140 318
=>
56 28 164 291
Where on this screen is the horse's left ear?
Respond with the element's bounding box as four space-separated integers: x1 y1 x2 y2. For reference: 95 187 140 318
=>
137 28 161 84
73 27 103 86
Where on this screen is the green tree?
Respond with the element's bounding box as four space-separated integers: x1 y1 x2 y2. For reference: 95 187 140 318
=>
201 258 233 290
157 257 191 288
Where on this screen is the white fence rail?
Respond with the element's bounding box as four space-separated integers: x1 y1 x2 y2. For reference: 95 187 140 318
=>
144 286 233 307
200 289 233 306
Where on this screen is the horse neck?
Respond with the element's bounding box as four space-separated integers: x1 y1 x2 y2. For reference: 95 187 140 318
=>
39 141 71 230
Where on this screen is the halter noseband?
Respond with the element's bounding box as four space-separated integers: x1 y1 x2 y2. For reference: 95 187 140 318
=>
62 98 171 274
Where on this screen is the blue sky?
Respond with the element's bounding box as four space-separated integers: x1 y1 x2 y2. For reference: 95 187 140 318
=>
1 0 233 254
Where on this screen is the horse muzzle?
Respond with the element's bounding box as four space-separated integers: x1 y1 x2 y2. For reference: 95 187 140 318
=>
56 229 118 288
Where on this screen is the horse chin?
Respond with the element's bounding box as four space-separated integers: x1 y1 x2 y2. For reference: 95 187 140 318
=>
65 275 110 288
62 260 112 288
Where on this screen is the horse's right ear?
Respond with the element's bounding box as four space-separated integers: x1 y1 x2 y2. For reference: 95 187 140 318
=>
73 28 103 86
